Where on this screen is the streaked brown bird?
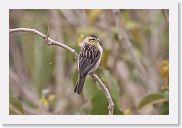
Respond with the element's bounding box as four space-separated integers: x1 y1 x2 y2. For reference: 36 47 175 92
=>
74 35 103 94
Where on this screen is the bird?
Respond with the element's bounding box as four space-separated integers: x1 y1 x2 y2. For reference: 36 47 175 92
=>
74 35 103 94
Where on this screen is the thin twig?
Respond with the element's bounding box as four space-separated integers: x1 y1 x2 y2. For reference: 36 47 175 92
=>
10 28 78 59
9 27 114 115
45 20 53 45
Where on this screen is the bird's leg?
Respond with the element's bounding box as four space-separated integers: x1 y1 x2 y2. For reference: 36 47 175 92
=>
89 72 94 76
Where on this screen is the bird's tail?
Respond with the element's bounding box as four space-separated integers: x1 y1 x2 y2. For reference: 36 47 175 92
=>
74 75 86 94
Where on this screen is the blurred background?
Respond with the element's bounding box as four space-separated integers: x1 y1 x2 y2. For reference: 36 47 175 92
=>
9 9 169 115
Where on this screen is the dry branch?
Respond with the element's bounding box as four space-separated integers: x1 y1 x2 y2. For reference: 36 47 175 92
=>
9 27 114 115
10 28 78 59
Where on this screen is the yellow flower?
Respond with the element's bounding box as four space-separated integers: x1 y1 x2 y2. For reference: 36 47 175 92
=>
160 60 169 79
39 96 49 107
39 89 56 107
48 94 56 102
123 109 130 115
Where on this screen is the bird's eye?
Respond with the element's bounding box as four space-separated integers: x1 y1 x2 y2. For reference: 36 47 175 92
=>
89 38 96 42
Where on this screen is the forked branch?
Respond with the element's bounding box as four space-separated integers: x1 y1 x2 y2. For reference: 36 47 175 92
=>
9 27 114 115
10 28 78 59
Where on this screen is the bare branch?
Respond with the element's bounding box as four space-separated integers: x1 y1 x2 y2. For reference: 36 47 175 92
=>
9 27 114 115
10 28 78 59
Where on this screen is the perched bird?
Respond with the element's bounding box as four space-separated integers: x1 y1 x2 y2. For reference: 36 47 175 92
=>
74 35 103 94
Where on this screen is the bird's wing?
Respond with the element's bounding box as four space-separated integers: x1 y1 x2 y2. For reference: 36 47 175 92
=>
79 44 101 77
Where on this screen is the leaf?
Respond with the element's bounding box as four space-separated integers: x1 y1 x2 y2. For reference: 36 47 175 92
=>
90 90 108 114
113 99 124 115
138 93 167 109
89 69 123 115
160 90 169 115
100 69 123 114
90 90 123 115
100 69 120 99
9 96 24 115
161 101 169 115
82 69 123 114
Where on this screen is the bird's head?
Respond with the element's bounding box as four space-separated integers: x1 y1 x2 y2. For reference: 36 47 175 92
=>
84 34 101 45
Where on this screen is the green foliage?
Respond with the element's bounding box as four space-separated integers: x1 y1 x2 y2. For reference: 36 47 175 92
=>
100 69 123 115
90 89 123 115
160 101 169 115
9 96 24 115
81 69 123 115
100 69 120 99
90 90 108 114
160 90 169 114
138 93 167 110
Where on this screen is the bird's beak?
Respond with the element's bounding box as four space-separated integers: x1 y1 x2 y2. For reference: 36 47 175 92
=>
97 38 100 43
